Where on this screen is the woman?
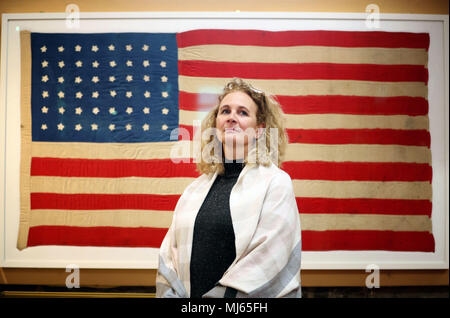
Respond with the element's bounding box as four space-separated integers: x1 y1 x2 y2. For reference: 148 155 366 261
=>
156 78 302 298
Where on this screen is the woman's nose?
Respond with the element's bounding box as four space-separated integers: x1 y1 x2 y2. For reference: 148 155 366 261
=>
226 111 237 123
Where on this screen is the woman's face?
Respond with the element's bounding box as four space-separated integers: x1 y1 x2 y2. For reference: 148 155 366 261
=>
215 91 263 157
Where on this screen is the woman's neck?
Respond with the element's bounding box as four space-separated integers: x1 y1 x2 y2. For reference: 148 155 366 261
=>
222 143 247 162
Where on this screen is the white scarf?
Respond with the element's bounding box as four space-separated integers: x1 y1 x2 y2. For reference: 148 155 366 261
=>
156 162 302 298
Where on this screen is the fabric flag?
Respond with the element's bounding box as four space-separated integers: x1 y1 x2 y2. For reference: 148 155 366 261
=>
18 29 435 252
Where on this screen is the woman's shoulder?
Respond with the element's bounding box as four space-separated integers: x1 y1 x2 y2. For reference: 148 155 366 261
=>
242 162 294 193
258 162 293 183
182 171 216 194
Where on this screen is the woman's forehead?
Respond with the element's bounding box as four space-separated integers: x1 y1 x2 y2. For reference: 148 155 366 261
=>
219 91 258 109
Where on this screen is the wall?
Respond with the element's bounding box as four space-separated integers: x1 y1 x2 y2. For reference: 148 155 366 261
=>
0 0 448 288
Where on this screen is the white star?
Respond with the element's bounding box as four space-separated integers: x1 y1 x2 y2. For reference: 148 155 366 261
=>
109 124 115 131
142 44 149 51
75 45 82 52
75 91 83 99
92 91 99 98
160 45 167 51
162 91 169 98
144 91 151 98
91 123 98 131
74 76 82 84
126 91 133 98
162 124 168 131
126 44 132 51
143 107 150 114
109 76 116 82
75 124 82 131
75 107 82 115
92 61 99 68
57 123 65 131
75 60 83 67
143 75 150 82
110 90 117 97
126 107 133 114
91 45 99 52
161 76 168 82
91 76 99 83
92 107 100 115
142 123 149 131
142 60 150 67
109 61 117 67
42 91 49 98
58 46 64 52
58 61 65 68
57 91 65 98
126 75 133 82
40 46 47 53
58 77 64 83
41 124 48 131
108 44 115 51
126 60 133 67
162 108 169 115
58 107 65 114
41 60 48 68
41 106 48 113
160 61 166 68
41 75 49 83
109 107 117 115
125 124 132 131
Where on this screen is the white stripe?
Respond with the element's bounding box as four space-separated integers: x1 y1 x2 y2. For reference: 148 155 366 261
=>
30 176 193 195
300 214 432 232
285 144 431 163
179 45 428 65
31 141 431 163
179 76 428 98
29 209 174 228
293 180 432 200
179 110 430 130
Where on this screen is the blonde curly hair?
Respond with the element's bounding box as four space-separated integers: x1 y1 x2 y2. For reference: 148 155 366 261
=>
196 78 288 175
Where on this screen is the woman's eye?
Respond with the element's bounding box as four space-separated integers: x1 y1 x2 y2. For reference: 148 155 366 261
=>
240 111 248 116
221 109 230 114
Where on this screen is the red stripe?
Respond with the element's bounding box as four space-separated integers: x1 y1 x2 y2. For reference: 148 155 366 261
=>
179 124 195 141
301 230 435 251
277 95 429 116
178 125 431 148
179 91 217 111
179 92 429 116
31 157 199 178
26 226 435 251
179 60 428 82
31 193 180 211
177 30 430 49
286 129 431 147
296 197 432 217
32 158 432 182
284 161 432 182
31 194 432 217
27 225 168 248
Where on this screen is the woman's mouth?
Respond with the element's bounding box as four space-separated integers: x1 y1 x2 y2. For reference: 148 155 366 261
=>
224 127 242 133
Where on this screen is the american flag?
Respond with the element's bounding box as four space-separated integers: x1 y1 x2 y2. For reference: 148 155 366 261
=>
18 29 434 252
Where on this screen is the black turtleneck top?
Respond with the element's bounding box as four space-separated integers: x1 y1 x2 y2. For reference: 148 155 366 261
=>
189 161 244 298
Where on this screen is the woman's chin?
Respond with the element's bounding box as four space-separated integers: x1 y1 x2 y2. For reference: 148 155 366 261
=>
223 133 242 145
